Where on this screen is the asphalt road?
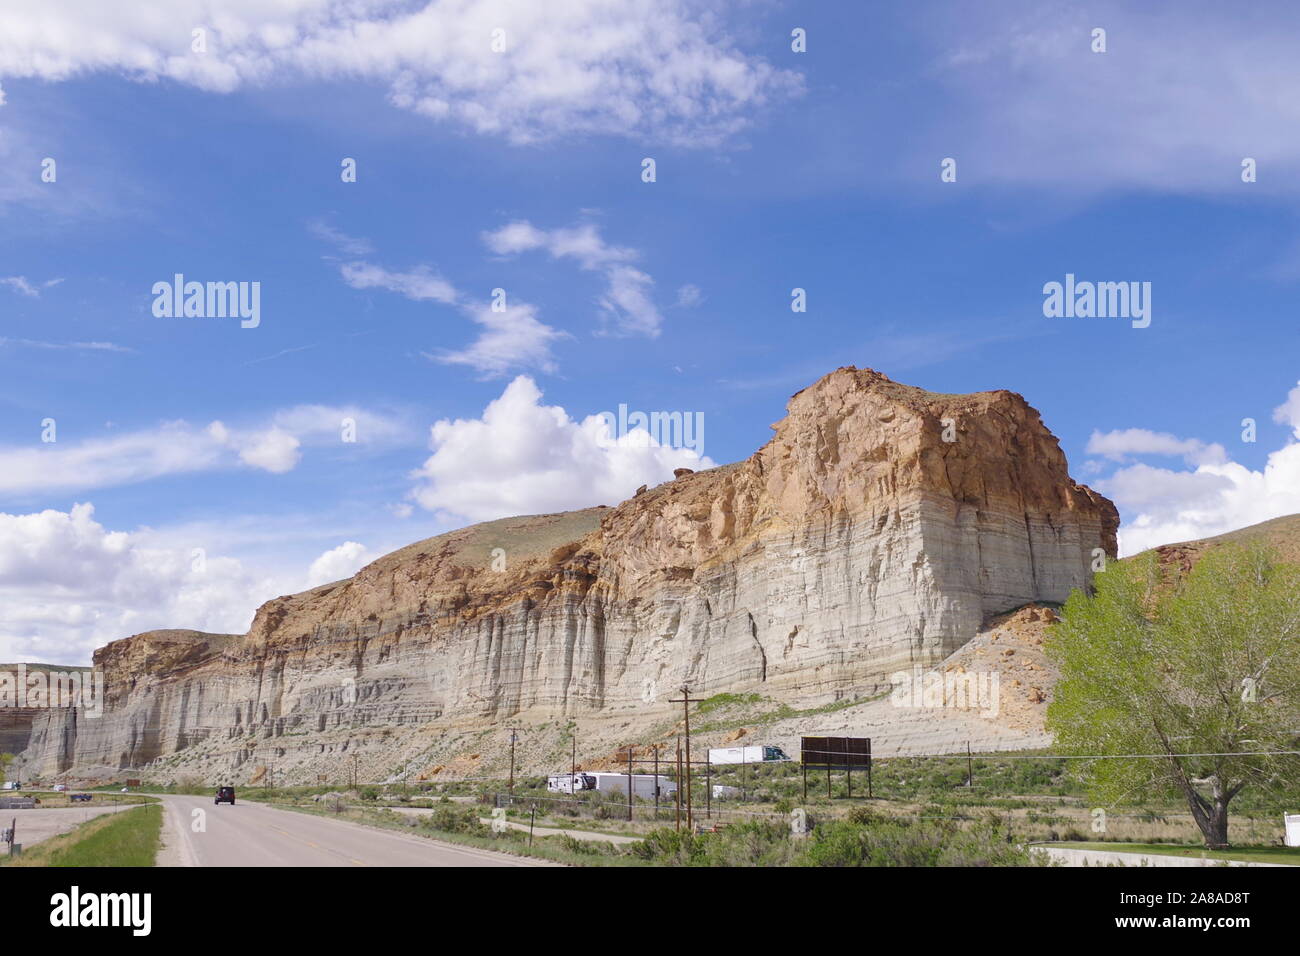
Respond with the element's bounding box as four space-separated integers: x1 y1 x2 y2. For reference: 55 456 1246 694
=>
158 795 552 867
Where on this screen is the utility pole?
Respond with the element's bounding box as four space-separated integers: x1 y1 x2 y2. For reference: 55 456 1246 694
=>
674 738 682 831
570 735 577 797
653 745 660 821
669 686 695 831
625 746 634 822
508 727 518 792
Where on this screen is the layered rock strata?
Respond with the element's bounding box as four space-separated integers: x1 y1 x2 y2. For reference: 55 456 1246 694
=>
18 368 1117 782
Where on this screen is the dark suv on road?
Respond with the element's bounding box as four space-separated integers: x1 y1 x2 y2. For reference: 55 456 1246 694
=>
215 786 236 806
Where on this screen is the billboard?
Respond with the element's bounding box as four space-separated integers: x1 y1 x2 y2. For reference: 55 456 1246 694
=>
800 736 871 770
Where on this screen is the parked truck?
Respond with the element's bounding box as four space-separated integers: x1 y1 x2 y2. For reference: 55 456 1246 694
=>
591 773 677 799
707 745 792 765
548 772 676 799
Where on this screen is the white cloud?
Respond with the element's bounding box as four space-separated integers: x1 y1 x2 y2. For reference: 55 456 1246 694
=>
676 283 703 308
307 220 373 257
484 220 549 256
433 301 567 378
0 1 798 147
599 265 661 337
338 253 566 377
1093 382 1300 555
923 1 1300 193
409 375 713 523
483 220 664 336
340 261 458 304
306 541 373 587
0 404 407 496
0 338 131 353
0 276 64 297
0 423 227 497
271 403 408 444
0 503 281 664
1085 428 1226 466
0 506 401 664
1272 382 1300 429
228 425 301 473
1 276 37 296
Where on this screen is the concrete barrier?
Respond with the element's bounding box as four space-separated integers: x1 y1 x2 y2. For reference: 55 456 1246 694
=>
1032 845 1291 868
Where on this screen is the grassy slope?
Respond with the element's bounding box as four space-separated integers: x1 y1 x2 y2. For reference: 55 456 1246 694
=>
1 803 162 867
1143 513 1300 564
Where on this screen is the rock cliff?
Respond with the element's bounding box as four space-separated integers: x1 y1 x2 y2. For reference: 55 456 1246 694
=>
17 367 1117 783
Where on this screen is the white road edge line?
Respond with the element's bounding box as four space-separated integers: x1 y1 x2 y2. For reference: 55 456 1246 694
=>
162 797 199 867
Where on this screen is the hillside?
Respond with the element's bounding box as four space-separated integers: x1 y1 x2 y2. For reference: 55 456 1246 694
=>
1148 514 1300 568
16 366 1118 785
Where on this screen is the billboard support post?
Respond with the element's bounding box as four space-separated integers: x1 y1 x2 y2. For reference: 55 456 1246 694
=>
801 736 872 801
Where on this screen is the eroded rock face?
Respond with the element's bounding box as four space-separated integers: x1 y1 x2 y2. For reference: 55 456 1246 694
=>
20 368 1117 782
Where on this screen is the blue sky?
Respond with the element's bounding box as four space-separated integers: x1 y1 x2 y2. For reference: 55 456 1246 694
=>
3 0 1300 664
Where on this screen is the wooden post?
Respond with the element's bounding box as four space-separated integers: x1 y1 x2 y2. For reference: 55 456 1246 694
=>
626 746 634 822
675 738 682 831
654 745 660 821
669 687 695 830
706 754 712 819
508 728 517 792
867 738 873 800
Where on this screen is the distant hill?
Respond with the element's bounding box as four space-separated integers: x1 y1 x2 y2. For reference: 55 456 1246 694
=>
1140 514 1300 567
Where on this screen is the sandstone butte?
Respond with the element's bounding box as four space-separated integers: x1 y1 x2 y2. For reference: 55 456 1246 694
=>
13 367 1119 785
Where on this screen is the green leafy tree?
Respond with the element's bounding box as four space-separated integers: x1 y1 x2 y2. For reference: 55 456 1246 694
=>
0 752 12 785
1047 543 1300 847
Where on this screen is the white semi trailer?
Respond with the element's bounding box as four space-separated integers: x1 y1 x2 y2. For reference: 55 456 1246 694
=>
547 772 677 799
590 773 677 799
707 745 792 765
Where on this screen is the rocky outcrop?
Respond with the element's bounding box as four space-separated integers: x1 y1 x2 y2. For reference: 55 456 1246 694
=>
19 367 1117 783
1 663 91 761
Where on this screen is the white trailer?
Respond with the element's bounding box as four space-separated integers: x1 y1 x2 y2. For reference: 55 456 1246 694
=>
547 773 596 794
707 745 792 766
586 772 677 799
